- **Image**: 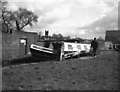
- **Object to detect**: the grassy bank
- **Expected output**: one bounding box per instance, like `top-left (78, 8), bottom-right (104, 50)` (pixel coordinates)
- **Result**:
top-left (2, 51), bottom-right (118, 90)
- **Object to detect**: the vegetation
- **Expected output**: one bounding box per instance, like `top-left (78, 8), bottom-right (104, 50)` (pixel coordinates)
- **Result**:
top-left (51, 33), bottom-right (64, 40)
top-left (0, 0), bottom-right (38, 33)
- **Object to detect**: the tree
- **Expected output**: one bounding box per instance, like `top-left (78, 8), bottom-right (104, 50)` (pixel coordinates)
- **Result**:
top-left (64, 36), bottom-right (71, 40)
top-left (57, 34), bottom-right (64, 39)
top-left (14, 8), bottom-right (38, 31)
top-left (52, 34), bottom-right (58, 40)
top-left (0, 0), bottom-right (8, 16)
top-left (0, 0), bottom-right (11, 33)
top-left (37, 31), bottom-right (43, 41)
top-left (51, 33), bottom-right (64, 40)
top-left (1, 0), bottom-right (38, 33)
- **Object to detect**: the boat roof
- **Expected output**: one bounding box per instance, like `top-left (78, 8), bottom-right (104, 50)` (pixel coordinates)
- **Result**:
top-left (37, 39), bottom-right (84, 43)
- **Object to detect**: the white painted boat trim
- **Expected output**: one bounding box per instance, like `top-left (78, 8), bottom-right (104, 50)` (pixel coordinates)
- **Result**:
top-left (30, 47), bottom-right (53, 54)
top-left (31, 44), bottom-right (53, 51)
top-left (30, 44), bottom-right (53, 54)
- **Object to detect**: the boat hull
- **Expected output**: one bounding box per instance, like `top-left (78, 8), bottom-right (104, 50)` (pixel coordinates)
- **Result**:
top-left (30, 48), bottom-right (59, 60)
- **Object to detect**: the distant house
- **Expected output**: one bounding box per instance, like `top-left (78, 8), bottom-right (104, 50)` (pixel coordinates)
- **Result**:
top-left (105, 30), bottom-right (120, 44)
top-left (105, 30), bottom-right (120, 50)
top-left (104, 41), bottom-right (113, 50)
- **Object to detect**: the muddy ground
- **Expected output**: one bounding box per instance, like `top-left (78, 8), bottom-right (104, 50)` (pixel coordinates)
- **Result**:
top-left (2, 51), bottom-right (118, 90)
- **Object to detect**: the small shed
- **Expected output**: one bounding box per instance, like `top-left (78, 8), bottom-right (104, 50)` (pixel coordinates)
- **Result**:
top-left (104, 41), bottom-right (113, 50)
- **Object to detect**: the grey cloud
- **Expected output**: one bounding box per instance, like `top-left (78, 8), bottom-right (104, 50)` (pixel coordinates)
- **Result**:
top-left (72, 6), bottom-right (118, 39)
top-left (80, 6), bottom-right (118, 35)
top-left (42, 18), bottom-right (58, 24)
top-left (26, 17), bottom-right (59, 31)
top-left (105, 2), bottom-right (117, 7)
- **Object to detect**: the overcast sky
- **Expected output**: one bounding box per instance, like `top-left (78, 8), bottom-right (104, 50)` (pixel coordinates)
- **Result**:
top-left (7, 0), bottom-right (119, 39)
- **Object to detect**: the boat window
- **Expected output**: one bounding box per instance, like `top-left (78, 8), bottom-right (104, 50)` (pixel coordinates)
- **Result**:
top-left (77, 45), bottom-right (81, 50)
top-left (84, 45), bottom-right (88, 50)
top-left (68, 45), bottom-right (73, 50)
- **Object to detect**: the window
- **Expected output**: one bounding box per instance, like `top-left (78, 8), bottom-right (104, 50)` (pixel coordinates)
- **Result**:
top-left (77, 45), bottom-right (81, 50)
top-left (68, 45), bottom-right (73, 50)
top-left (84, 45), bottom-right (88, 50)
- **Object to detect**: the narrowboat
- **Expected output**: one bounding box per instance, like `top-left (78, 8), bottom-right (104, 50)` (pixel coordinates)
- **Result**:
top-left (30, 41), bottom-right (91, 61)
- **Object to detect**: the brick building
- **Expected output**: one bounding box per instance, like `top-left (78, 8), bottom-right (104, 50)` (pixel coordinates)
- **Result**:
top-left (105, 30), bottom-right (120, 44)
top-left (2, 31), bottom-right (37, 60)
top-left (105, 30), bottom-right (120, 50)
